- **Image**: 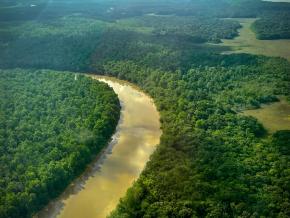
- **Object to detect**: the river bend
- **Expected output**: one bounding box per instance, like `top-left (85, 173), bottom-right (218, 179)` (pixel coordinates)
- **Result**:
top-left (37, 75), bottom-right (161, 218)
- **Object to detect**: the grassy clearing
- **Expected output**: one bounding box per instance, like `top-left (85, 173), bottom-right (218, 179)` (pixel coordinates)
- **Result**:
top-left (242, 98), bottom-right (290, 133)
top-left (221, 18), bottom-right (290, 61)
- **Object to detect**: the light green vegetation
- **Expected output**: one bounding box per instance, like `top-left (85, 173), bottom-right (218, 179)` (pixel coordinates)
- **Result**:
top-left (114, 18), bottom-right (154, 34)
top-left (221, 18), bottom-right (290, 61)
top-left (242, 98), bottom-right (290, 133)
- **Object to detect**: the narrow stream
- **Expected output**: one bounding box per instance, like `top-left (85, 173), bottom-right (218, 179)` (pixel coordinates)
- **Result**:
top-left (37, 75), bottom-right (161, 218)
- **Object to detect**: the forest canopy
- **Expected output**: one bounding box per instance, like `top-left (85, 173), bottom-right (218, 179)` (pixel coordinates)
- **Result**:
top-left (252, 13), bottom-right (290, 40)
top-left (0, 0), bottom-right (290, 217)
top-left (0, 69), bottom-right (120, 218)
top-left (105, 56), bottom-right (290, 218)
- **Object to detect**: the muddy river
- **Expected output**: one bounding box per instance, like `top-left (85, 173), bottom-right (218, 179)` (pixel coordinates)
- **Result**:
top-left (37, 75), bottom-right (161, 218)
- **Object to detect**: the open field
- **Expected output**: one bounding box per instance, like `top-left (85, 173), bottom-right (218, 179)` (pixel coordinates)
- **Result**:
top-left (242, 98), bottom-right (290, 133)
top-left (221, 18), bottom-right (290, 61)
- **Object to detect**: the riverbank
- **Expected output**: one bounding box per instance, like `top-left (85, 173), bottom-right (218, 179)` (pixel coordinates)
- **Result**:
top-left (36, 75), bottom-right (161, 218)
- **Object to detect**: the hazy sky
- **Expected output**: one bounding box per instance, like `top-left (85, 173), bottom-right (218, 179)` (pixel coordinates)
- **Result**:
top-left (263, 0), bottom-right (290, 2)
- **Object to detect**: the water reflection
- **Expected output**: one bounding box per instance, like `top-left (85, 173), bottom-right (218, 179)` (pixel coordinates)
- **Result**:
top-left (37, 75), bottom-right (161, 218)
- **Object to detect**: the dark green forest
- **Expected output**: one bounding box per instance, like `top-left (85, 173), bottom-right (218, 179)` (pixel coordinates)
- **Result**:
top-left (252, 12), bottom-right (290, 40)
top-left (0, 70), bottom-right (120, 217)
top-left (0, 0), bottom-right (290, 217)
top-left (106, 57), bottom-right (290, 218)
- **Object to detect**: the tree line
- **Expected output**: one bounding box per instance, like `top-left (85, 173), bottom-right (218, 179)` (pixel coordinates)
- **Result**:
top-left (0, 69), bottom-right (120, 218)
top-left (1, 0), bottom-right (290, 217)
top-left (103, 57), bottom-right (290, 218)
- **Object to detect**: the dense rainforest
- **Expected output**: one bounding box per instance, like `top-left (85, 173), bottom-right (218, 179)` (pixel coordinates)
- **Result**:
top-left (0, 70), bottom-right (120, 217)
top-left (251, 12), bottom-right (290, 40)
top-left (106, 57), bottom-right (290, 218)
top-left (0, 0), bottom-right (290, 217)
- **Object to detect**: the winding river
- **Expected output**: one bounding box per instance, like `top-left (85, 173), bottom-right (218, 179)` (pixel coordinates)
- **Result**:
top-left (37, 75), bottom-right (161, 218)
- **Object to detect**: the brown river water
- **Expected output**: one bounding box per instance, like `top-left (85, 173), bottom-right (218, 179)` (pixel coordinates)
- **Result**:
top-left (36, 75), bottom-right (161, 218)
top-left (36, 7), bottom-right (290, 218)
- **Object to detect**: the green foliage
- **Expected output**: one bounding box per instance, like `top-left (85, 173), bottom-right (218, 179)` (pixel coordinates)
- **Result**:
top-left (103, 57), bottom-right (290, 217)
top-left (252, 13), bottom-right (290, 40)
top-left (0, 17), bottom-right (108, 71)
top-left (117, 16), bottom-right (241, 43)
top-left (0, 69), bottom-right (120, 218)
top-left (272, 130), bottom-right (290, 155)
top-left (1, 0), bottom-right (290, 217)
top-left (0, 14), bottom-right (241, 72)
